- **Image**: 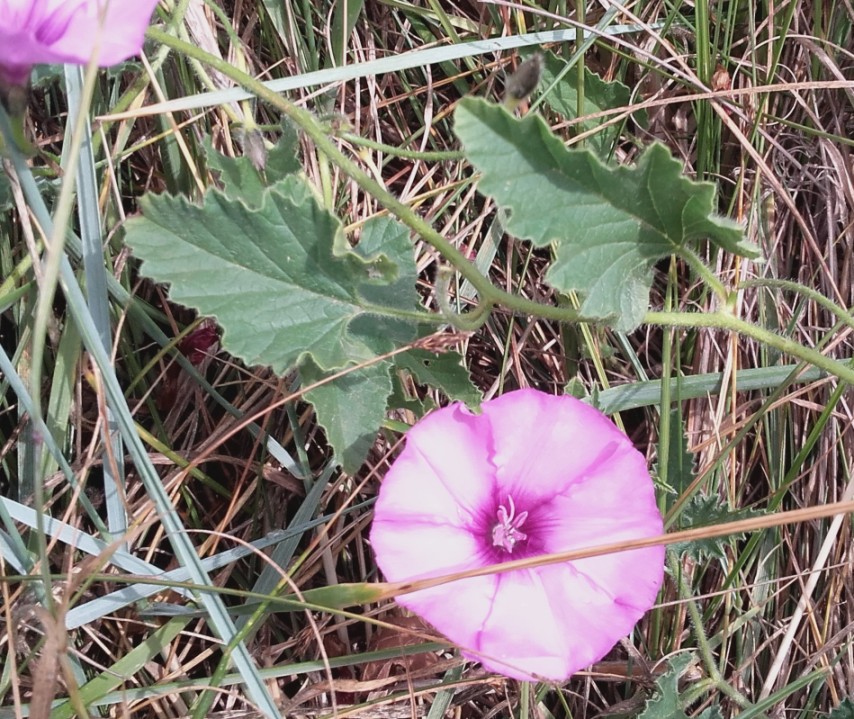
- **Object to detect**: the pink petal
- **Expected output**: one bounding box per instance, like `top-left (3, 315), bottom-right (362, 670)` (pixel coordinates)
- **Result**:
top-left (370, 517), bottom-right (484, 584)
top-left (372, 403), bottom-right (496, 529)
top-left (370, 403), bottom-right (499, 588)
top-left (534, 437), bottom-right (663, 554)
top-left (568, 544), bottom-right (665, 616)
top-left (0, 0), bottom-right (158, 80)
top-left (402, 562), bottom-right (657, 681)
top-left (392, 573), bottom-right (502, 659)
top-left (467, 558), bottom-right (660, 680)
top-left (483, 389), bottom-right (635, 504)
top-left (0, 32), bottom-right (56, 82)
top-left (470, 568), bottom-right (580, 680)
top-left (54, 0), bottom-right (160, 66)
top-left (392, 550), bottom-right (663, 682)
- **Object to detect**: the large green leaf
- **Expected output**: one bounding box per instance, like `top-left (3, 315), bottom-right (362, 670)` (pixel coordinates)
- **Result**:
top-left (124, 176), bottom-right (417, 373)
top-left (352, 215), bottom-right (421, 310)
top-left (394, 349), bottom-right (481, 407)
top-left (454, 98), bottom-right (759, 331)
top-left (293, 215), bottom-right (427, 472)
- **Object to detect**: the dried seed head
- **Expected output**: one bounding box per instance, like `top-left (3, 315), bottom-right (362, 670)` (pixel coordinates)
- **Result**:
top-left (504, 53), bottom-right (543, 110)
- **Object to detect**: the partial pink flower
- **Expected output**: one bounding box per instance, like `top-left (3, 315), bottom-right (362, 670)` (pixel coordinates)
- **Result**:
top-left (0, 0), bottom-right (159, 86)
top-left (370, 388), bottom-right (665, 681)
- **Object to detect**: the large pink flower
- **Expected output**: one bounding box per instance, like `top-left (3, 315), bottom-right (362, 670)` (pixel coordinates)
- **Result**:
top-left (0, 0), bottom-right (160, 86)
top-left (370, 388), bottom-right (665, 681)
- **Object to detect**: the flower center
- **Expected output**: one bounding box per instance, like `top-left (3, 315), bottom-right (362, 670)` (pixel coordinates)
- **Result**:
top-left (491, 495), bottom-right (528, 553)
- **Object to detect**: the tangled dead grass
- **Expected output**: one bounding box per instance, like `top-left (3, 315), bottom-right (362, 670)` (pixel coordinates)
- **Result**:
top-left (2, 0), bottom-right (854, 717)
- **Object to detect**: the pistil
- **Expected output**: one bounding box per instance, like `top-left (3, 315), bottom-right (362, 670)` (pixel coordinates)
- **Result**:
top-left (491, 495), bottom-right (529, 553)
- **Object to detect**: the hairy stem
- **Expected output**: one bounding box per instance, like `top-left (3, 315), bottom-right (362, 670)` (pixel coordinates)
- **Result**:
top-left (671, 553), bottom-right (756, 711)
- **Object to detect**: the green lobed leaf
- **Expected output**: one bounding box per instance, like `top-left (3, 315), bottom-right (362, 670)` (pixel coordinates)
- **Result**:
top-left (671, 495), bottom-right (766, 563)
top-left (124, 176), bottom-right (417, 373)
top-left (537, 49), bottom-right (647, 156)
top-left (301, 359), bottom-right (393, 474)
top-left (394, 349), bottom-right (482, 407)
top-left (454, 97), bottom-right (759, 331)
top-left (828, 698), bottom-right (854, 719)
top-left (637, 654), bottom-right (722, 719)
top-left (638, 654), bottom-right (691, 719)
top-left (203, 121), bottom-right (301, 206)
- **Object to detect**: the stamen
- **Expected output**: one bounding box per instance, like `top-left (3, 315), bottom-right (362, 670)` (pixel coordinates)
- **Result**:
top-left (492, 495), bottom-right (529, 552)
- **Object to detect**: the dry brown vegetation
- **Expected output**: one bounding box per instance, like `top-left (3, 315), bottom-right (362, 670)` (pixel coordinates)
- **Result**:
top-left (2, 0), bottom-right (854, 717)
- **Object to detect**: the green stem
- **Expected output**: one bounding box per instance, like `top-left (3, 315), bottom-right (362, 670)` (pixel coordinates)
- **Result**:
top-left (519, 681), bottom-right (530, 719)
top-left (647, 309), bottom-right (854, 385)
top-left (657, 260), bottom-right (675, 490)
top-left (679, 245), bottom-right (730, 302)
top-left (339, 131), bottom-right (463, 161)
top-left (671, 553), bottom-right (755, 711)
top-left (739, 277), bottom-right (854, 332)
top-left (436, 266), bottom-right (494, 331)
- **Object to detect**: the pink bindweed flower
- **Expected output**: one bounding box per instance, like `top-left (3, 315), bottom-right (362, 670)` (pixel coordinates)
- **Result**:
top-left (370, 388), bottom-right (665, 681)
top-left (0, 0), bottom-right (160, 87)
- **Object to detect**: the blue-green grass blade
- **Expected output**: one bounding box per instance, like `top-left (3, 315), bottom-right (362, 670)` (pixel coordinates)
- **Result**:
top-left (242, 462), bottom-right (336, 608)
top-left (592, 363), bottom-right (825, 415)
top-left (65, 500), bottom-right (371, 629)
top-left (64, 66), bottom-right (128, 542)
top-left (0, 642), bottom-right (446, 718)
top-left (140, 25), bottom-right (662, 115)
top-left (39, 309), bottom-right (80, 495)
top-left (0, 115), bottom-right (280, 719)
top-left (0, 347), bottom-right (105, 532)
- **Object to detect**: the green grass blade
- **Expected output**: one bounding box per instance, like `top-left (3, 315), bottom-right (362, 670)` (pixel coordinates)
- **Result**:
top-left (63, 66), bottom-right (128, 542)
top-left (0, 116), bottom-right (281, 719)
top-left (41, 617), bottom-right (189, 719)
